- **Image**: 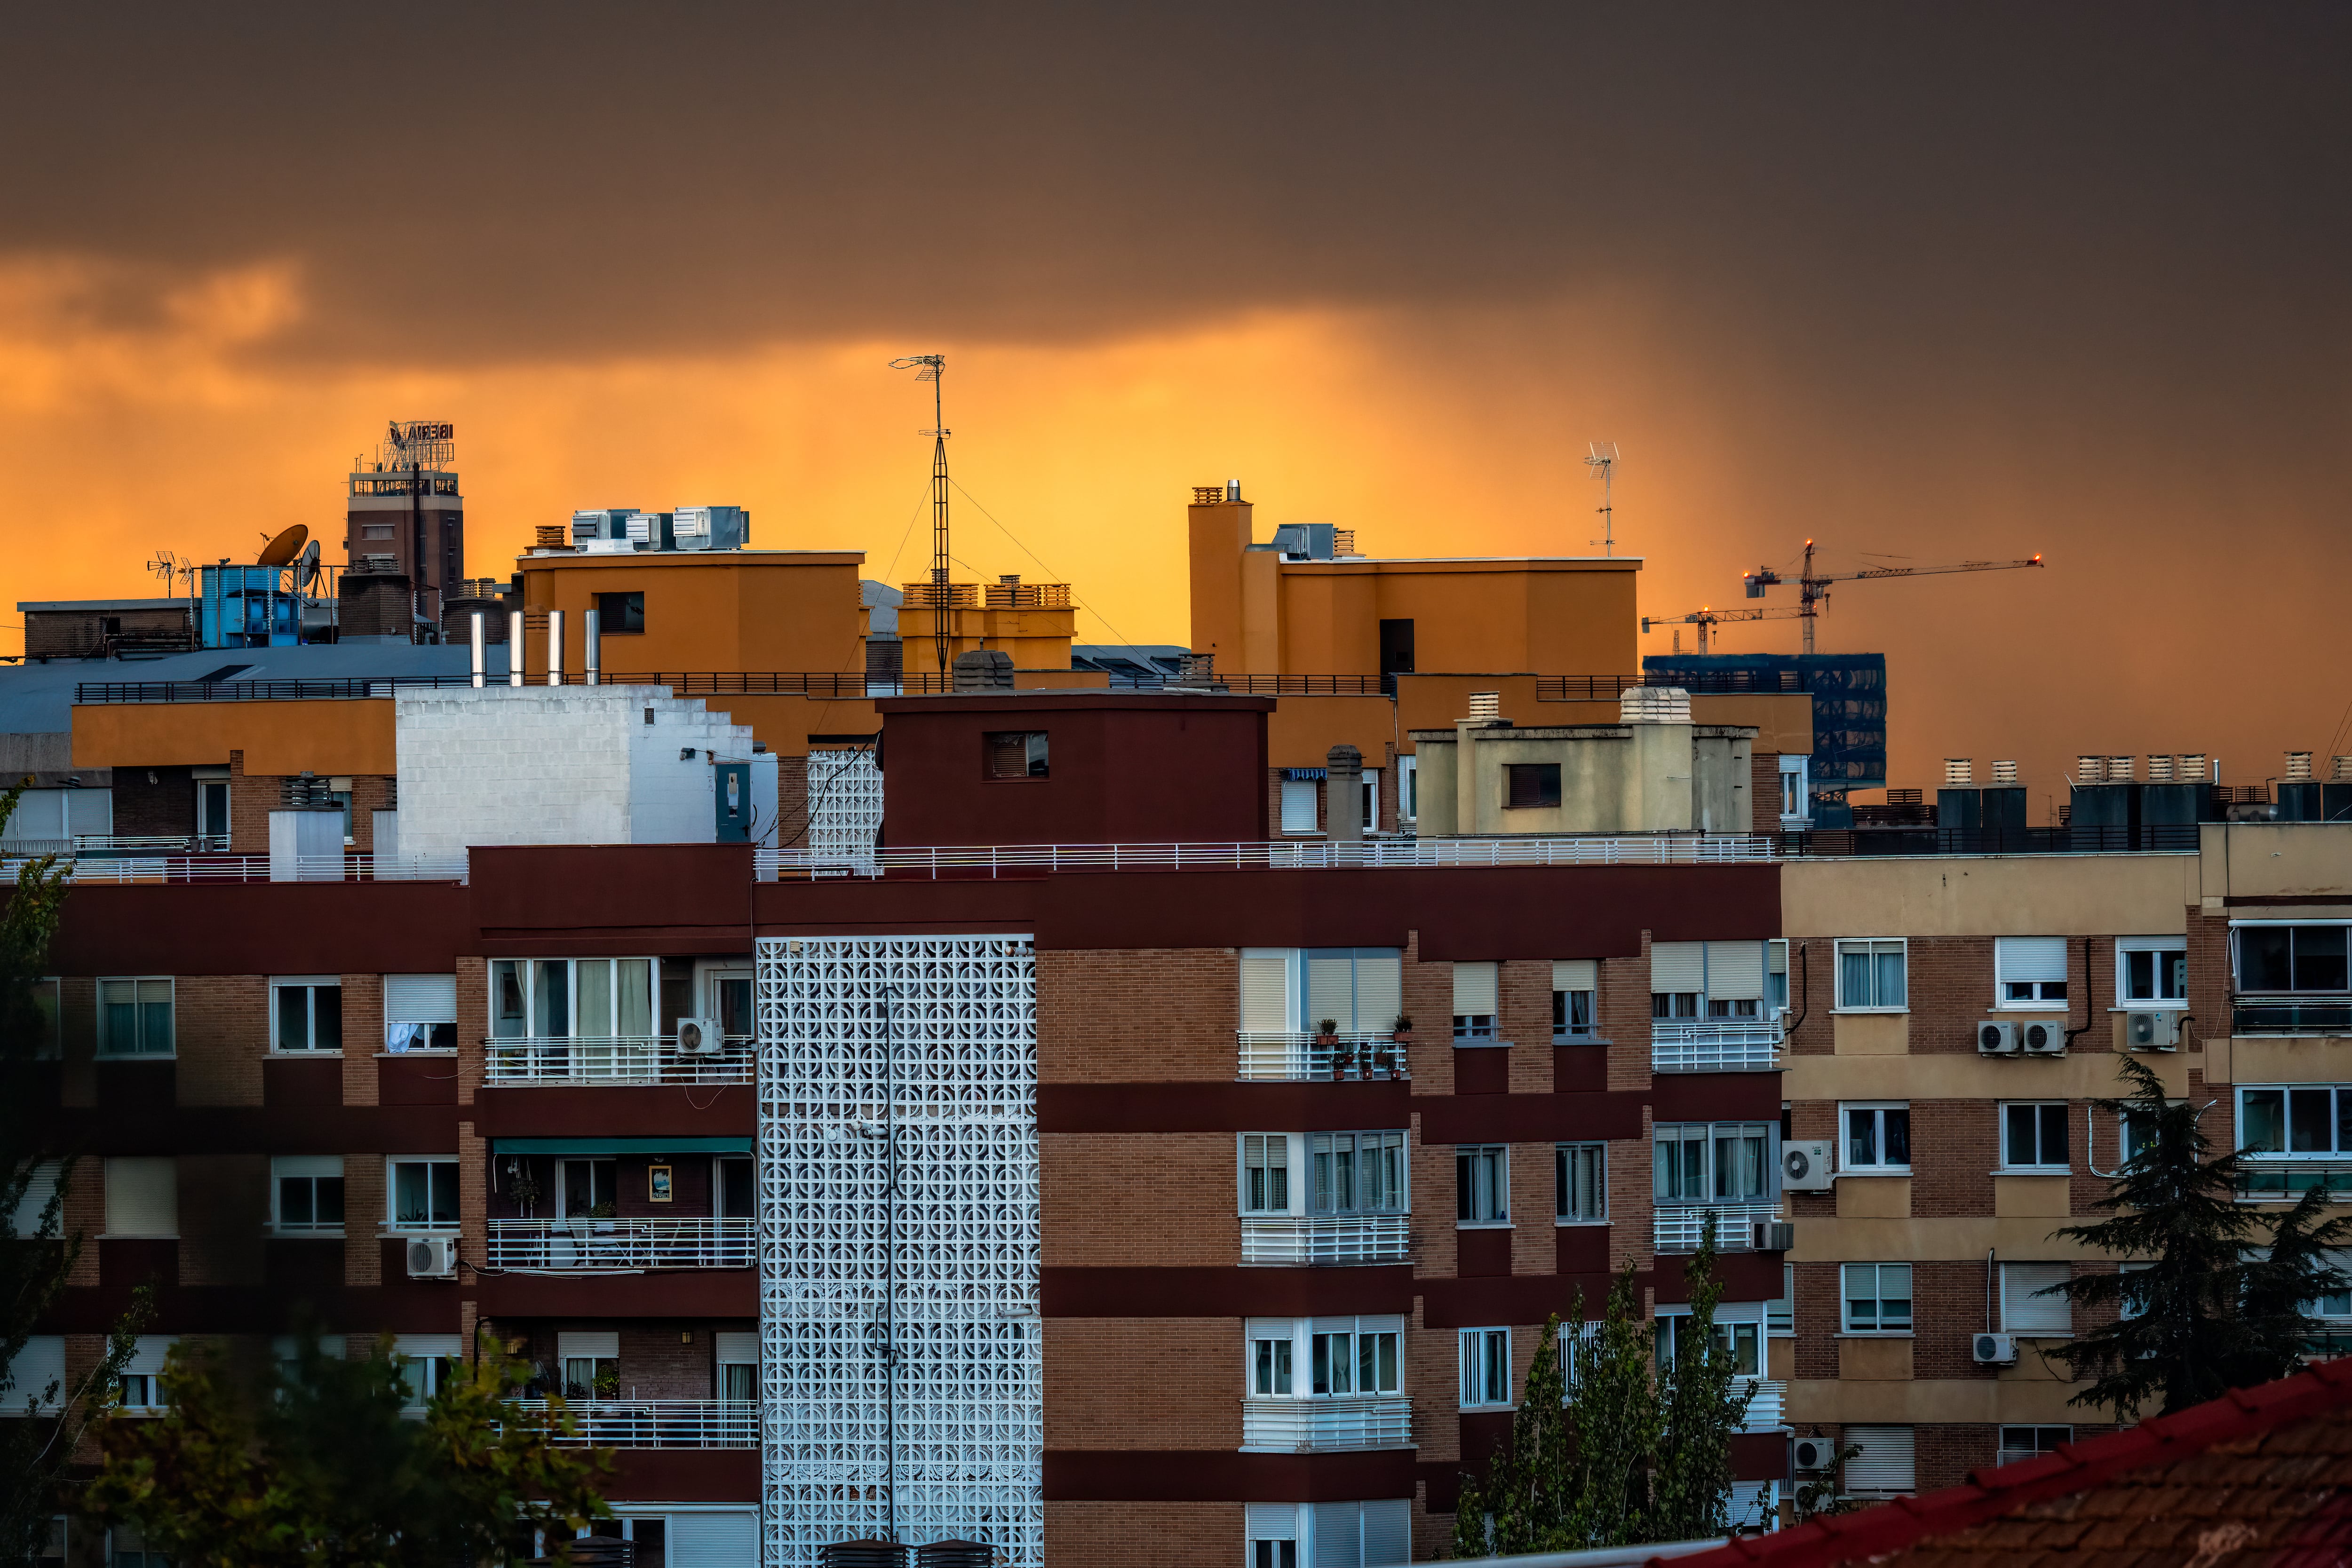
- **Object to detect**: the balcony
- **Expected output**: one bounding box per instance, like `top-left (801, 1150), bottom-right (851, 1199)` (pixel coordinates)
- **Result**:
top-left (483, 1036), bottom-right (755, 1086)
top-left (1240, 1396), bottom-right (1414, 1452)
top-left (1651, 1021), bottom-right (1784, 1073)
top-left (509, 1399), bottom-right (754, 1448)
top-left (1240, 1214), bottom-right (1410, 1266)
top-left (1654, 1204), bottom-right (1781, 1254)
top-left (2231, 999), bottom-right (2352, 1036)
top-left (1236, 1032), bottom-right (1411, 1082)
top-left (485, 1218), bottom-right (754, 1271)
top-left (2238, 1160), bottom-right (2352, 1201)
top-left (1740, 1378), bottom-right (1786, 1432)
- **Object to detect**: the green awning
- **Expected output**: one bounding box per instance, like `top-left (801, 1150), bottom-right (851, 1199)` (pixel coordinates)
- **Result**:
top-left (490, 1137), bottom-right (751, 1156)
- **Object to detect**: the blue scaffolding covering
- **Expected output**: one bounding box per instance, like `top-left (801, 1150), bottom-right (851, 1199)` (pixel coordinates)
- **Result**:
top-left (1639, 652), bottom-right (1887, 827)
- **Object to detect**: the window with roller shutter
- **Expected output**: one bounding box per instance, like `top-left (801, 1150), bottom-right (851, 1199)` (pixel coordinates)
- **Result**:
top-left (1305, 949), bottom-right (1403, 1034)
top-left (1552, 958), bottom-right (1597, 1037)
top-left (2002, 1262), bottom-right (2074, 1335)
top-left (1843, 1424), bottom-right (1916, 1495)
top-left (1651, 942), bottom-right (1702, 1019)
top-left (385, 973), bottom-right (458, 1051)
top-left (1997, 936), bottom-right (2071, 1008)
top-left (1240, 950), bottom-right (1297, 1033)
top-left (1452, 961), bottom-right (1498, 1040)
top-left (105, 1157), bottom-right (176, 1237)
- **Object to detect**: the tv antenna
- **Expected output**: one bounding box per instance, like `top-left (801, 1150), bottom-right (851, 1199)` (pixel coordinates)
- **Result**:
top-left (889, 353), bottom-right (951, 676)
top-left (1584, 442), bottom-right (1620, 556)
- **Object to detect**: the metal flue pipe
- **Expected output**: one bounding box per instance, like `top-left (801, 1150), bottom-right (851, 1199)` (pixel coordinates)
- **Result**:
top-left (469, 612), bottom-right (486, 688)
top-left (584, 608), bottom-right (601, 686)
top-left (508, 611), bottom-right (524, 686)
top-left (547, 610), bottom-right (564, 687)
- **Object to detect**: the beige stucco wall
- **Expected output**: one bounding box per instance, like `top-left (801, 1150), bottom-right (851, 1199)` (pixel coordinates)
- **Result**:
top-left (1412, 722), bottom-right (1750, 835)
top-left (2197, 822), bottom-right (2352, 902)
top-left (1783, 854), bottom-right (2196, 939)
top-left (1784, 1049), bottom-right (2191, 1103)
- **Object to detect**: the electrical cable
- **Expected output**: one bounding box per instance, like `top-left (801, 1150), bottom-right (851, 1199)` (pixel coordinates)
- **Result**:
top-left (948, 478), bottom-right (1142, 649)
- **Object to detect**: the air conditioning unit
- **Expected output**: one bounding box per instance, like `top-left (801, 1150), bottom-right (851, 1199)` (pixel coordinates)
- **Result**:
top-left (1972, 1331), bottom-right (2018, 1365)
top-left (1752, 1220), bottom-right (1796, 1251)
top-left (1977, 1021), bottom-right (2019, 1055)
top-left (1781, 1140), bottom-right (1834, 1192)
top-left (2020, 1020), bottom-right (2066, 1054)
top-left (405, 1236), bottom-right (458, 1279)
top-left (675, 1016), bottom-right (726, 1055)
top-left (2127, 1011), bottom-right (2181, 1051)
top-left (1792, 1436), bottom-right (1837, 1472)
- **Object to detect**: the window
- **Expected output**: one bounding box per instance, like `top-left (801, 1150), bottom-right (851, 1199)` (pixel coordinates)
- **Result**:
top-left (1835, 940), bottom-right (1907, 1011)
top-left (196, 777), bottom-right (230, 846)
top-left (1315, 1323), bottom-right (1399, 1396)
top-left (595, 590), bottom-right (645, 634)
top-left (1457, 1145), bottom-right (1508, 1224)
top-left (388, 1158), bottom-right (458, 1230)
top-left (8, 1162), bottom-right (61, 1240)
top-left (1279, 779), bottom-right (1319, 834)
top-left (1459, 1328), bottom-right (1511, 1408)
top-left (1398, 755), bottom-right (1417, 823)
top-left (1999, 1425), bottom-right (2072, 1463)
top-left (1311, 1132), bottom-right (1407, 1215)
top-left (716, 1331), bottom-right (758, 1402)
top-left (1242, 1134), bottom-right (1291, 1213)
top-left (1843, 1425), bottom-right (1916, 1497)
top-left (1655, 1310), bottom-right (1760, 1376)
top-left (1842, 1262), bottom-right (1914, 1332)
top-left (717, 1156), bottom-right (754, 1219)
top-left (1768, 1263), bottom-right (1796, 1336)
top-left (116, 1338), bottom-right (175, 1414)
top-left (1841, 1103), bottom-right (1912, 1173)
top-left (1298, 948), bottom-right (1403, 1034)
top-left (271, 977), bottom-right (342, 1052)
top-left (2117, 937), bottom-right (2187, 1006)
top-left (97, 978), bottom-right (173, 1056)
top-left (560, 1158), bottom-right (617, 1219)
top-left (111, 1523), bottom-right (171, 1568)
top-left (1778, 754), bottom-right (1810, 824)
top-left (104, 1158), bottom-right (176, 1238)
top-left (489, 959), bottom-right (653, 1041)
top-left (271, 1156), bottom-right (345, 1234)
top-left (1251, 1329), bottom-right (1294, 1395)
top-left (2001, 1262), bottom-right (2073, 1336)
top-left (1652, 941), bottom-right (1768, 1022)
top-left (984, 731), bottom-right (1049, 779)
top-left (1360, 768), bottom-right (1380, 833)
top-left (386, 973), bottom-right (458, 1052)
top-left (2238, 1085), bottom-right (2352, 1155)
top-left (1767, 940), bottom-right (1789, 1015)
top-left (1504, 763), bottom-right (1560, 810)
top-left (1553, 960), bottom-right (1597, 1039)
top-left (1452, 961), bottom-right (1497, 1040)
top-left (1556, 1142), bottom-right (1606, 1223)
top-left (2001, 1102), bottom-right (2071, 1171)
top-left (1653, 1123), bottom-right (1773, 1205)
top-left (2236, 923), bottom-right (2352, 993)
top-left (396, 1334), bottom-right (461, 1406)
top-left (710, 970), bottom-right (754, 1037)
top-left (1996, 937), bottom-right (2070, 1008)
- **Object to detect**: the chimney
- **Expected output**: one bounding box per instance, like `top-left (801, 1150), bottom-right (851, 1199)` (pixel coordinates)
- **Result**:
top-left (2286, 751), bottom-right (2314, 781)
top-left (1226, 478), bottom-right (1242, 502)
top-left (1325, 744), bottom-right (1363, 846)
top-left (546, 610), bottom-right (564, 687)
top-left (951, 649), bottom-right (1014, 692)
top-left (1176, 651), bottom-right (1215, 687)
top-left (2146, 754), bottom-right (2174, 783)
top-left (1620, 686), bottom-right (1692, 725)
top-left (1467, 691), bottom-right (1502, 724)
top-left (584, 608), bottom-right (601, 687)
top-left (1991, 760), bottom-right (2018, 784)
top-left (508, 610), bottom-right (524, 686)
top-left (469, 612), bottom-right (486, 689)
top-left (1943, 758), bottom-right (1973, 786)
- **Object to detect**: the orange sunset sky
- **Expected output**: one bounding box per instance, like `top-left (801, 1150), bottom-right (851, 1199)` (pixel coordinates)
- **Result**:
top-left (3, 5), bottom-right (2348, 799)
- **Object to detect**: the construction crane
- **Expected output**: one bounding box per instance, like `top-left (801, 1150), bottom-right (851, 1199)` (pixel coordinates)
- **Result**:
top-left (1644, 540), bottom-right (2044, 654)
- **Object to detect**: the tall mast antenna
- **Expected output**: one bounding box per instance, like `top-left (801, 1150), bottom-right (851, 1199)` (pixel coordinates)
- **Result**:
top-left (890, 353), bottom-right (951, 676)
top-left (1584, 442), bottom-right (1620, 557)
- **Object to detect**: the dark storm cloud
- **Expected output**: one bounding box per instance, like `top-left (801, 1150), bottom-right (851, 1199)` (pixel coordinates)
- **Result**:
top-left (8, 1), bottom-right (2348, 380)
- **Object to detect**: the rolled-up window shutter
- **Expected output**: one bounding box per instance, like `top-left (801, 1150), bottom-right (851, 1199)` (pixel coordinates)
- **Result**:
top-left (392, 1332), bottom-right (462, 1359)
top-left (1552, 959), bottom-right (1597, 992)
top-left (1706, 942), bottom-right (1766, 1001)
top-left (556, 1330), bottom-right (618, 1361)
top-left (1354, 953), bottom-right (1402, 1032)
top-left (105, 1157), bottom-right (176, 1237)
top-left (1651, 942), bottom-right (1704, 994)
top-left (1311, 1501), bottom-right (1362, 1568)
top-left (4, 1336), bottom-right (64, 1410)
top-left (1246, 1503), bottom-right (1299, 1542)
top-left (1769, 940), bottom-right (1788, 976)
top-left (1452, 962), bottom-right (1497, 1016)
top-left (1360, 1499), bottom-right (1410, 1566)
top-left (1240, 950), bottom-right (1295, 1032)
top-left (385, 974), bottom-right (457, 1023)
top-left (1844, 1425), bottom-right (1916, 1492)
top-left (1998, 938), bottom-right (2068, 985)
top-left (2002, 1263), bottom-right (2073, 1334)
top-left (8, 1161), bottom-right (61, 1237)
top-left (714, 1331), bottom-right (758, 1364)
top-left (1308, 956), bottom-right (1356, 1030)
top-left (122, 1336), bottom-right (178, 1378)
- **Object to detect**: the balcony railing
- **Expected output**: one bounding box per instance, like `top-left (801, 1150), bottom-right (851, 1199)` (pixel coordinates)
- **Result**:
top-left (1651, 1021), bottom-right (1785, 1073)
top-left (1654, 1204), bottom-right (1781, 1254)
top-left (2231, 1000), bottom-right (2352, 1036)
top-left (0, 853), bottom-right (468, 884)
top-left (1240, 1214), bottom-right (1411, 1266)
top-left (1740, 1378), bottom-right (1785, 1432)
top-left (509, 1399), bottom-right (755, 1448)
top-left (485, 1218), bottom-right (754, 1270)
top-left (2239, 1160), bottom-right (2352, 1201)
top-left (483, 1036), bottom-right (755, 1086)
top-left (1240, 1396), bottom-right (1414, 1452)
top-left (1236, 1032), bottom-right (1412, 1082)
top-left (761, 834), bottom-right (1775, 881)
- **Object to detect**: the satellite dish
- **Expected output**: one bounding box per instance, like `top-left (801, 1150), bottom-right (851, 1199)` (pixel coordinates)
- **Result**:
top-left (257, 524), bottom-right (309, 567)
top-left (295, 539), bottom-right (322, 590)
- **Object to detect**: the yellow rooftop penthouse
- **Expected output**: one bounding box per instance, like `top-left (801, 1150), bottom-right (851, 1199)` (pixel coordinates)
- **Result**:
top-left (1186, 481), bottom-right (1638, 678)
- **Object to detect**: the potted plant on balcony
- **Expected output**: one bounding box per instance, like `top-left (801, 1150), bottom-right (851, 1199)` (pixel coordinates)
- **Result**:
top-left (1382, 1014), bottom-right (1413, 1079)
top-left (1317, 1018), bottom-right (1351, 1078)
top-left (509, 1164), bottom-right (540, 1220)
top-left (588, 1200), bottom-right (617, 1235)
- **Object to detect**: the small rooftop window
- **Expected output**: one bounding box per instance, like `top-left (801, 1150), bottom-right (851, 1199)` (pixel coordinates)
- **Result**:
top-left (1505, 763), bottom-right (1560, 810)
top-left (987, 731), bottom-right (1049, 780)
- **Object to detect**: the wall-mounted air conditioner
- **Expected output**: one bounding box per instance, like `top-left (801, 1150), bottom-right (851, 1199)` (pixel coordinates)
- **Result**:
top-left (2127, 1011), bottom-right (2181, 1051)
top-left (675, 1016), bottom-right (726, 1055)
top-left (1972, 1332), bottom-right (2018, 1365)
top-left (406, 1236), bottom-right (458, 1279)
top-left (1781, 1140), bottom-right (1833, 1192)
top-left (1978, 1021), bottom-right (2019, 1055)
top-left (1752, 1220), bottom-right (1796, 1251)
top-left (2019, 1020), bottom-right (2066, 1054)
top-left (1792, 1436), bottom-right (1837, 1471)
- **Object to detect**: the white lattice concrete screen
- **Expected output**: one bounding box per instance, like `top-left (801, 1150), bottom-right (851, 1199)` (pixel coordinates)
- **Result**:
top-left (757, 936), bottom-right (1041, 1567)
top-left (804, 747), bottom-right (882, 868)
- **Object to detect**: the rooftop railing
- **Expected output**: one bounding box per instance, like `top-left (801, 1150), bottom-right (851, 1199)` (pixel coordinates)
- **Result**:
top-left (0, 853), bottom-right (467, 884)
top-left (761, 835), bottom-right (1775, 882)
top-left (482, 1036), bottom-right (755, 1086)
top-left (1240, 1396), bottom-right (1414, 1453)
top-left (485, 1217), bottom-right (754, 1271)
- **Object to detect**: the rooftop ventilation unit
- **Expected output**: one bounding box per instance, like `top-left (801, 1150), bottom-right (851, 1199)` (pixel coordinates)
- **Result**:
top-left (2077, 756), bottom-right (2102, 784)
top-left (1992, 759), bottom-right (2018, 784)
top-left (2179, 753), bottom-right (2208, 780)
top-left (1467, 691), bottom-right (1502, 723)
top-left (1944, 758), bottom-right (1973, 785)
top-left (2287, 751), bottom-right (2314, 781)
top-left (1621, 686), bottom-right (1692, 725)
top-left (2106, 755), bottom-right (2135, 782)
top-left (2146, 754), bottom-right (2174, 782)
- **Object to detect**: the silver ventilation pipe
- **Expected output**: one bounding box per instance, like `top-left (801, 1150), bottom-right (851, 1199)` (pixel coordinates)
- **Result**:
top-left (469, 612), bottom-right (486, 688)
top-left (584, 608), bottom-right (601, 687)
top-left (547, 610), bottom-right (564, 687)
top-left (508, 611), bottom-right (524, 686)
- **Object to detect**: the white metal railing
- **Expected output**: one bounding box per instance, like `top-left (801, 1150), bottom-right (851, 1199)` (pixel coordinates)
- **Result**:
top-left (482, 1037), bottom-right (755, 1086)
top-left (508, 1399), bottom-right (755, 1447)
top-left (2238, 1158), bottom-right (2352, 1201)
top-left (1236, 1031), bottom-right (1412, 1081)
top-left (1741, 1379), bottom-right (1785, 1431)
top-left (1240, 1214), bottom-right (1411, 1266)
top-left (758, 834), bottom-right (1773, 881)
top-left (1240, 1396), bottom-right (1414, 1452)
top-left (485, 1218), bottom-right (754, 1270)
top-left (1650, 1021), bottom-right (1785, 1073)
top-left (1653, 1204), bottom-right (1781, 1254)
top-left (0, 853), bottom-right (467, 884)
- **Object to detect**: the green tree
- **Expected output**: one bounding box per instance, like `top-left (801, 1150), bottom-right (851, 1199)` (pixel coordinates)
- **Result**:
top-left (86, 1327), bottom-right (612, 1567)
top-left (2050, 1054), bottom-right (2352, 1418)
top-left (1453, 1231), bottom-right (1757, 1556)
